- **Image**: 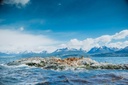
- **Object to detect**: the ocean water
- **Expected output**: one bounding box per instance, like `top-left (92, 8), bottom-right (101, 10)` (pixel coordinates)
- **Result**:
top-left (0, 56), bottom-right (128, 85)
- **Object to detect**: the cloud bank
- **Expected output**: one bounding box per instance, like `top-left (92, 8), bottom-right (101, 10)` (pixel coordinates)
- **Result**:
top-left (2, 0), bottom-right (30, 7)
top-left (0, 29), bottom-right (58, 53)
top-left (0, 29), bottom-right (128, 53)
top-left (60, 30), bottom-right (128, 51)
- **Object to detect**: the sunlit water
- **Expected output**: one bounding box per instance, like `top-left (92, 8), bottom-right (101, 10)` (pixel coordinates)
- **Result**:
top-left (0, 56), bottom-right (128, 85)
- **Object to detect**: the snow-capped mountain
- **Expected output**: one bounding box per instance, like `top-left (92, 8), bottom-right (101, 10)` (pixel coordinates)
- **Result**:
top-left (51, 48), bottom-right (87, 58)
top-left (88, 46), bottom-right (119, 54)
top-left (89, 46), bottom-right (128, 57)
top-left (116, 46), bottom-right (128, 53)
top-left (0, 51), bottom-right (48, 58)
top-left (54, 48), bottom-right (79, 52)
top-left (0, 46), bottom-right (128, 57)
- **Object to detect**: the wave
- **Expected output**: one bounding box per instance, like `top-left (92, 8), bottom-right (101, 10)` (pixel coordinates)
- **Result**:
top-left (0, 63), bottom-right (28, 69)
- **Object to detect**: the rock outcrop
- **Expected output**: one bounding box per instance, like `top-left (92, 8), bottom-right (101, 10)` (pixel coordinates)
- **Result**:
top-left (7, 57), bottom-right (128, 70)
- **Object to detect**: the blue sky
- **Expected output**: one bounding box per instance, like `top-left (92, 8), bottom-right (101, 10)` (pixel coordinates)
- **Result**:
top-left (0, 0), bottom-right (128, 53)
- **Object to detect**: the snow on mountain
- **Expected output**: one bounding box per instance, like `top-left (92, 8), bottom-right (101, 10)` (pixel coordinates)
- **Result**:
top-left (0, 46), bottom-right (128, 57)
top-left (54, 48), bottom-right (79, 52)
top-left (116, 46), bottom-right (128, 53)
top-left (51, 48), bottom-right (87, 58)
top-left (88, 46), bottom-right (119, 54)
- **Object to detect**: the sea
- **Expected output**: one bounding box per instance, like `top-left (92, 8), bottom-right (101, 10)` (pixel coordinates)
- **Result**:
top-left (0, 56), bottom-right (128, 85)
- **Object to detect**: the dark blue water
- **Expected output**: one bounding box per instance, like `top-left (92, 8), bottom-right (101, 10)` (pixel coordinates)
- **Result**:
top-left (0, 56), bottom-right (128, 85)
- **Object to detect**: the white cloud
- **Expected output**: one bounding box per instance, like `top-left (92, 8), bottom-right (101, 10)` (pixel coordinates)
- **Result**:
top-left (3, 0), bottom-right (30, 7)
top-left (112, 30), bottom-right (128, 40)
top-left (95, 35), bottom-right (112, 43)
top-left (107, 41), bottom-right (128, 48)
top-left (0, 29), bottom-right (128, 53)
top-left (19, 27), bottom-right (24, 31)
top-left (107, 42), bottom-right (122, 48)
top-left (0, 29), bottom-right (58, 53)
top-left (60, 29), bottom-right (128, 51)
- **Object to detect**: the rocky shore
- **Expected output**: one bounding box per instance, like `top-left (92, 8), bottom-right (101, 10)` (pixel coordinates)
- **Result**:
top-left (7, 57), bottom-right (128, 70)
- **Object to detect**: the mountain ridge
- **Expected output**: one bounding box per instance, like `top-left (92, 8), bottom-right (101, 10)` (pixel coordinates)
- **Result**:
top-left (0, 46), bottom-right (128, 57)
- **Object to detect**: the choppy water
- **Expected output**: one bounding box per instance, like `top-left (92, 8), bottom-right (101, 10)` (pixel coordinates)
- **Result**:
top-left (0, 56), bottom-right (128, 85)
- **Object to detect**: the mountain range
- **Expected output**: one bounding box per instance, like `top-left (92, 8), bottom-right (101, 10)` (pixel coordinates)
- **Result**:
top-left (0, 46), bottom-right (128, 57)
top-left (90, 46), bottom-right (128, 57)
top-left (50, 48), bottom-right (87, 58)
top-left (87, 46), bottom-right (119, 54)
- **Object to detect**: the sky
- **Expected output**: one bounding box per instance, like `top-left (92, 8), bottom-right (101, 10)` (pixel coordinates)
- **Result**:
top-left (0, 0), bottom-right (128, 53)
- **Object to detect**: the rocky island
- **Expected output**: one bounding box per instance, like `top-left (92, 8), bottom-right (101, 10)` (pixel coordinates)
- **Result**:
top-left (7, 57), bottom-right (128, 70)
